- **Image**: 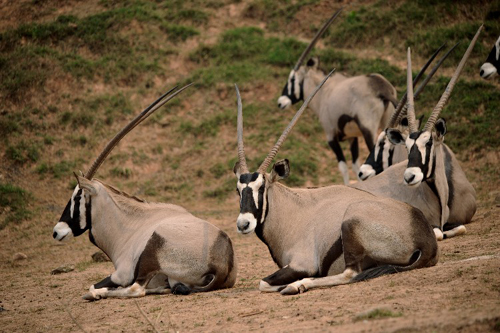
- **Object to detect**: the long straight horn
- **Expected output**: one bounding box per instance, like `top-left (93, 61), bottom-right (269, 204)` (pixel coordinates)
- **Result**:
top-left (85, 84), bottom-right (192, 180)
top-left (406, 47), bottom-right (418, 134)
top-left (235, 84), bottom-right (249, 174)
top-left (293, 8), bottom-right (343, 71)
top-left (388, 43), bottom-right (446, 128)
top-left (423, 25), bottom-right (483, 132)
top-left (258, 69), bottom-right (335, 173)
top-left (395, 42), bottom-right (460, 126)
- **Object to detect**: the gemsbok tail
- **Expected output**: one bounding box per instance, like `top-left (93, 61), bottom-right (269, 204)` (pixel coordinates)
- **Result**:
top-left (350, 248), bottom-right (436, 283)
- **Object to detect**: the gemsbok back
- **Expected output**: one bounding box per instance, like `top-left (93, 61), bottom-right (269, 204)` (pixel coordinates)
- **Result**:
top-left (387, 26), bottom-right (482, 237)
top-left (277, 8), bottom-right (398, 184)
top-left (234, 71), bottom-right (438, 296)
top-left (355, 43), bottom-right (476, 240)
top-left (480, 34), bottom-right (499, 79)
top-left (52, 85), bottom-right (237, 300)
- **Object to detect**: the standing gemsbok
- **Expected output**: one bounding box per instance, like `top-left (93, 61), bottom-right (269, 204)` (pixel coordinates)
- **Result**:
top-left (234, 70), bottom-right (438, 295)
top-left (387, 26), bottom-right (482, 233)
top-left (277, 8), bottom-right (398, 184)
top-left (52, 85), bottom-right (236, 300)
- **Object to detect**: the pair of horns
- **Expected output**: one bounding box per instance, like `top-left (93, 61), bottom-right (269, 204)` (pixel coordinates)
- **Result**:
top-left (406, 25), bottom-right (483, 134)
top-left (388, 42), bottom-right (459, 129)
top-left (293, 8), bottom-right (343, 71)
top-left (84, 84), bottom-right (193, 180)
top-left (237, 69), bottom-right (335, 174)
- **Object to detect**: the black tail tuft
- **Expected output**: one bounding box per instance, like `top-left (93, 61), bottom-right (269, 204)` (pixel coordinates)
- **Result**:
top-left (172, 283), bottom-right (191, 295)
top-left (350, 265), bottom-right (401, 283)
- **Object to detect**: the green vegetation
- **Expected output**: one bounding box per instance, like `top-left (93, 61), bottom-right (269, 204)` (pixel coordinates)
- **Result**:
top-left (354, 308), bottom-right (403, 322)
top-left (0, 183), bottom-right (33, 230)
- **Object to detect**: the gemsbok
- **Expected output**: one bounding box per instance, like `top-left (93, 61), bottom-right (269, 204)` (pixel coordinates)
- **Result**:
top-left (387, 26), bottom-right (482, 235)
top-left (234, 71), bottom-right (438, 296)
top-left (52, 85), bottom-right (237, 300)
top-left (480, 34), bottom-right (499, 79)
top-left (277, 8), bottom-right (398, 185)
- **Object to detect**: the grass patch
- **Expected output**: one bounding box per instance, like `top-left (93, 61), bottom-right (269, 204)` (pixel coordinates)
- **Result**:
top-left (162, 24), bottom-right (199, 42)
top-left (0, 183), bottom-right (33, 230)
top-left (6, 141), bottom-right (42, 164)
top-left (36, 160), bottom-right (77, 179)
top-left (244, 0), bottom-right (321, 32)
top-left (354, 308), bottom-right (403, 322)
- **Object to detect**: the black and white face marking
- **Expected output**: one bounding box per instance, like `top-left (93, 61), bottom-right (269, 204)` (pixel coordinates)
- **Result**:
top-left (358, 131), bottom-right (395, 180)
top-left (403, 131), bottom-right (435, 186)
top-left (480, 36), bottom-right (500, 80)
top-left (236, 172), bottom-right (267, 234)
top-left (277, 70), bottom-right (304, 109)
top-left (53, 186), bottom-right (91, 241)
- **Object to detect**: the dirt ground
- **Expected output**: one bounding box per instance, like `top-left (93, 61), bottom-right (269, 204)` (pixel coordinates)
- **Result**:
top-left (1, 194), bottom-right (499, 332)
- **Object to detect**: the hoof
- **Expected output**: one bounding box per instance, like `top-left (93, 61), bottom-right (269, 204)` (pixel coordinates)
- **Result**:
top-left (280, 284), bottom-right (299, 295)
top-left (433, 228), bottom-right (444, 241)
top-left (172, 283), bottom-right (191, 295)
top-left (82, 293), bottom-right (98, 301)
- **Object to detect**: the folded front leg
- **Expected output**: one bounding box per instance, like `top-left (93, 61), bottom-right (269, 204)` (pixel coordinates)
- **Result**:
top-left (259, 265), bottom-right (311, 292)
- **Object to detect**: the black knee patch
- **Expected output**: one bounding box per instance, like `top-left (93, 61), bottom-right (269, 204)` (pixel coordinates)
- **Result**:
top-left (172, 283), bottom-right (191, 295)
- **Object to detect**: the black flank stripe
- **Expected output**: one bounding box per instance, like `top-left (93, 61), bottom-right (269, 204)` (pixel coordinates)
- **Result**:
top-left (134, 232), bottom-right (165, 285)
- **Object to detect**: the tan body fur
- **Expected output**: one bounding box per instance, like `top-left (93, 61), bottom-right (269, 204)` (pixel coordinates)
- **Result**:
top-left (70, 178), bottom-right (236, 300)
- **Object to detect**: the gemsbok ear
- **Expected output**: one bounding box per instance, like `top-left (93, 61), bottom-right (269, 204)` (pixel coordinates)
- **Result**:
top-left (76, 176), bottom-right (97, 196)
top-left (435, 118), bottom-right (447, 138)
top-left (270, 159), bottom-right (290, 181)
top-left (400, 117), bottom-right (409, 127)
top-left (306, 57), bottom-right (319, 69)
top-left (386, 129), bottom-right (406, 145)
top-left (233, 161), bottom-right (242, 178)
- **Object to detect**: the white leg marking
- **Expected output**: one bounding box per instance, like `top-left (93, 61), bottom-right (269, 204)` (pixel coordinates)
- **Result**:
top-left (280, 268), bottom-right (357, 295)
top-left (339, 161), bottom-right (349, 185)
top-left (433, 228), bottom-right (444, 241)
top-left (83, 283), bottom-right (146, 300)
top-left (352, 160), bottom-right (360, 180)
top-left (443, 225), bottom-right (466, 239)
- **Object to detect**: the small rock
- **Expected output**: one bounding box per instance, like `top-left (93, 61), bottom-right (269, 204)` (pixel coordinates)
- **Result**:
top-left (495, 195), bottom-right (500, 206)
top-left (12, 252), bottom-right (27, 261)
top-left (91, 251), bottom-right (110, 263)
top-left (51, 264), bottom-right (75, 275)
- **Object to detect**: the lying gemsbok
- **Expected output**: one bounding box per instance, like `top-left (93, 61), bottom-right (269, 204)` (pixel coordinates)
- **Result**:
top-left (52, 85), bottom-right (237, 300)
top-left (387, 26), bottom-right (482, 234)
top-left (233, 71), bottom-right (438, 295)
top-left (355, 42), bottom-right (476, 240)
